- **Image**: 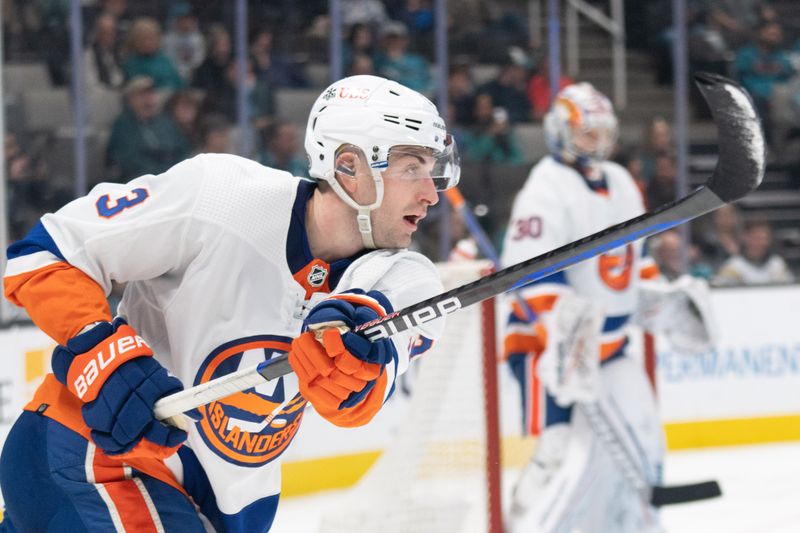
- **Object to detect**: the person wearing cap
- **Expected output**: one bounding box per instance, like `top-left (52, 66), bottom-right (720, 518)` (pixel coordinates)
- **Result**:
top-left (106, 76), bottom-right (190, 182)
top-left (374, 20), bottom-right (432, 94)
top-left (0, 75), bottom-right (459, 531)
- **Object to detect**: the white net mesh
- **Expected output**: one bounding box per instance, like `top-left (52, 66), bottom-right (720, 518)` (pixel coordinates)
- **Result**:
top-left (318, 260), bottom-right (500, 533)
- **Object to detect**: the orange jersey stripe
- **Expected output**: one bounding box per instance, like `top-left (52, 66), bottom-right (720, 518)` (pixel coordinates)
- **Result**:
top-left (25, 375), bottom-right (188, 497)
top-left (502, 322), bottom-right (548, 359)
top-left (4, 262), bottom-right (111, 344)
top-left (599, 337), bottom-right (626, 361)
top-left (510, 294), bottom-right (559, 322)
top-left (101, 480), bottom-right (160, 533)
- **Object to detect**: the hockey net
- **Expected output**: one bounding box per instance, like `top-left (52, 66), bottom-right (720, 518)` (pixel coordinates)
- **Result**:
top-left (318, 260), bottom-right (530, 533)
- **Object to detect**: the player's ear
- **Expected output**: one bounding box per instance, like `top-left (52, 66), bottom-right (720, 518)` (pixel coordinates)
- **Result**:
top-left (334, 151), bottom-right (361, 192)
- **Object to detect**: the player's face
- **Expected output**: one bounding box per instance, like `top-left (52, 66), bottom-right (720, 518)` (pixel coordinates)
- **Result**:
top-left (572, 126), bottom-right (614, 159)
top-left (372, 147), bottom-right (439, 248)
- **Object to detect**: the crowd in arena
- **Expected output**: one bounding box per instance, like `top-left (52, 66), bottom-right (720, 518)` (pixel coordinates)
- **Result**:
top-left (2, 0), bottom-right (798, 286)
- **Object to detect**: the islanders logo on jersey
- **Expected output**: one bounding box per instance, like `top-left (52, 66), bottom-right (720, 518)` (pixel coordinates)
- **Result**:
top-left (598, 243), bottom-right (635, 291)
top-left (193, 335), bottom-right (307, 467)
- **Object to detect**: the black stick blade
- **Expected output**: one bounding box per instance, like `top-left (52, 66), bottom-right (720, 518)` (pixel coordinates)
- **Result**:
top-left (651, 480), bottom-right (723, 507)
top-left (695, 72), bottom-right (765, 202)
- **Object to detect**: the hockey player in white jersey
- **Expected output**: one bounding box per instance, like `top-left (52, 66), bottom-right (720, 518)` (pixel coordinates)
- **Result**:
top-left (502, 82), bottom-right (667, 532)
top-left (0, 75), bottom-right (459, 532)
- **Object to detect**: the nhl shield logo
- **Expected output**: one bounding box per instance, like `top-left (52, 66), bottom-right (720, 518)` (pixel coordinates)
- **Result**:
top-left (307, 264), bottom-right (328, 287)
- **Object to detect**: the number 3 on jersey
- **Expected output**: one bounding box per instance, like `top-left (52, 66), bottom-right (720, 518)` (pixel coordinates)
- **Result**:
top-left (96, 188), bottom-right (149, 218)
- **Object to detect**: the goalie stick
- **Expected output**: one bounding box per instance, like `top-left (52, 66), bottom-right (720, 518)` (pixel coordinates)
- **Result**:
top-left (154, 70), bottom-right (765, 479)
top-left (445, 186), bottom-right (721, 507)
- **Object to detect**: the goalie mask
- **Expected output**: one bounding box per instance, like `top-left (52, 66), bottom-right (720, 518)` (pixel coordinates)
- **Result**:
top-left (305, 75), bottom-right (460, 249)
top-left (544, 82), bottom-right (619, 166)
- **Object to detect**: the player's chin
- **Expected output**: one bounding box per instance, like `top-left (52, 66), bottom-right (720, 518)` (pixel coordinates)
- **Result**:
top-left (377, 229), bottom-right (414, 249)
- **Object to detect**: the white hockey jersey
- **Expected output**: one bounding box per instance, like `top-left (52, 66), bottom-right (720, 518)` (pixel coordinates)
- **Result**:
top-left (4, 153), bottom-right (444, 531)
top-left (501, 155), bottom-right (654, 363)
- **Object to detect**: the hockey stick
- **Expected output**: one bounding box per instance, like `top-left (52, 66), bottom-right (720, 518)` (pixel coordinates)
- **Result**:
top-left (445, 186), bottom-right (722, 506)
top-left (154, 73), bottom-right (764, 428)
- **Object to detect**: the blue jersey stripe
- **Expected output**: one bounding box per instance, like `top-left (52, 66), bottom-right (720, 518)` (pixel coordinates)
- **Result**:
top-left (603, 314), bottom-right (630, 333)
top-left (7, 221), bottom-right (66, 261)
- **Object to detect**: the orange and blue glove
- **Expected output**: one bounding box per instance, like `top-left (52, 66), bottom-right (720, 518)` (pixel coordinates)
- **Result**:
top-left (52, 318), bottom-right (191, 459)
top-left (288, 290), bottom-right (398, 427)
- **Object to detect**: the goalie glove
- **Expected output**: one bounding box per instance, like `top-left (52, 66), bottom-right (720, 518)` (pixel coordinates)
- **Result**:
top-left (633, 275), bottom-right (717, 354)
top-left (52, 318), bottom-right (191, 459)
top-left (288, 290), bottom-right (398, 427)
top-left (536, 293), bottom-right (604, 408)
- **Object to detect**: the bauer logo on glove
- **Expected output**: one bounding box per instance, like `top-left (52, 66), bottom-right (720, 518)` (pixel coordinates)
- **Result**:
top-left (67, 327), bottom-right (152, 400)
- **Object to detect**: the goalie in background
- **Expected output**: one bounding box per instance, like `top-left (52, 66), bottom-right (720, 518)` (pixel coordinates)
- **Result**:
top-left (501, 82), bottom-right (716, 533)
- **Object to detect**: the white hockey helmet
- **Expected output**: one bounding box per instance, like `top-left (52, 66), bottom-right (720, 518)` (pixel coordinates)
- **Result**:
top-left (543, 82), bottom-right (619, 163)
top-left (305, 75), bottom-right (460, 248)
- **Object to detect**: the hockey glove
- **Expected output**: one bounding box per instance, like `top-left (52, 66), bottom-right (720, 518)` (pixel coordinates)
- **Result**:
top-left (52, 318), bottom-right (189, 459)
top-left (536, 293), bottom-right (604, 407)
top-left (288, 291), bottom-right (398, 427)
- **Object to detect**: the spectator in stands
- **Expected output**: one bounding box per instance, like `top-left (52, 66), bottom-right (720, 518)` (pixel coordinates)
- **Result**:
top-left (348, 53), bottom-right (376, 76)
top-left (645, 154), bottom-right (677, 209)
top-left (694, 203), bottom-right (742, 269)
top-left (197, 113), bottom-right (233, 154)
top-left (249, 28), bottom-right (309, 88)
top-left (638, 116), bottom-right (674, 185)
top-left (4, 132), bottom-right (67, 241)
top-left (650, 229), bottom-right (714, 281)
top-left (476, 46), bottom-right (532, 124)
top-left (392, 0), bottom-right (435, 53)
top-left (342, 23), bottom-right (376, 74)
top-left (34, 0), bottom-right (70, 85)
top-left (463, 93), bottom-right (524, 165)
top-left (259, 121), bottom-right (309, 177)
top-left (374, 21), bottom-right (432, 95)
top-left (714, 219), bottom-right (795, 285)
top-left (165, 90), bottom-right (201, 151)
top-left (446, 0), bottom-right (492, 58)
top-left (84, 13), bottom-right (125, 92)
top-left (703, 0), bottom-right (776, 48)
top-left (340, 0), bottom-right (389, 31)
top-left (122, 17), bottom-right (185, 91)
top-left (202, 59), bottom-right (275, 132)
top-left (733, 20), bottom-right (794, 140)
top-left (96, 0), bottom-right (133, 40)
top-left (448, 62), bottom-right (476, 125)
top-left (162, 2), bottom-right (205, 83)
top-left (688, 8), bottom-right (736, 75)
top-left (527, 61), bottom-right (574, 121)
top-left (106, 76), bottom-right (190, 182)
top-left (192, 25), bottom-right (232, 96)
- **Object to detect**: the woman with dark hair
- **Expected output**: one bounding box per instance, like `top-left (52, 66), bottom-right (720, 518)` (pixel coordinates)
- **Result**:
top-left (342, 23), bottom-right (376, 74)
top-left (192, 25), bottom-right (232, 95)
top-left (249, 27), bottom-right (309, 88)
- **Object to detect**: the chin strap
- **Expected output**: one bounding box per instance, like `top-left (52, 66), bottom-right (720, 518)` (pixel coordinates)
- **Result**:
top-left (324, 168), bottom-right (384, 250)
top-left (357, 208), bottom-right (377, 249)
